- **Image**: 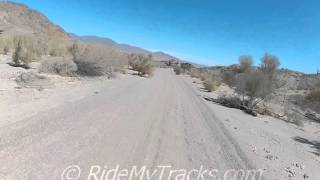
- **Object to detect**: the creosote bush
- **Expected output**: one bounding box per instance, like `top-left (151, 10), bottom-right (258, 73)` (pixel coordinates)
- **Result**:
top-left (128, 54), bottom-right (154, 77)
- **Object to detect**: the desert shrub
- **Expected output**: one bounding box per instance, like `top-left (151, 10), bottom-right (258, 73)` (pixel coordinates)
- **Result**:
top-left (235, 71), bottom-right (274, 109)
top-left (206, 95), bottom-right (258, 116)
top-left (75, 60), bottom-right (109, 76)
top-left (128, 54), bottom-right (154, 77)
top-left (203, 77), bottom-right (221, 92)
top-left (180, 63), bottom-right (192, 73)
top-left (173, 66), bottom-right (182, 75)
top-left (306, 89), bottom-right (320, 102)
top-left (239, 55), bottom-right (253, 73)
top-left (39, 57), bottom-right (78, 76)
top-left (69, 43), bottom-right (127, 77)
top-left (74, 47), bottom-right (112, 77)
top-left (199, 71), bottom-right (211, 81)
top-left (190, 69), bottom-right (200, 78)
top-left (306, 88), bottom-right (320, 113)
top-left (12, 39), bottom-right (33, 68)
top-left (260, 53), bottom-right (280, 74)
top-left (221, 71), bottom-right (237, 87)
top-left (232, 53), bottom-right (280, 109)
top-left (284, 108), bottom-right (304, 127)
top-left (69, 42), bottom-right (82, 61)
top-left (12, 40), bottom-right (23, 65)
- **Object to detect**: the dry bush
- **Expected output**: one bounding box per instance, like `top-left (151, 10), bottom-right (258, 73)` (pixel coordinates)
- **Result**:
top-left (39, 57), bottom-right (78, 76)
top-left (239, 55), bottom-right (253, 73)
top-left (190, 69), bottom-right (200, 78)
top-left (180, 63), bottom-right (192, 73)
top-left (205, 96), bottom-right (257, 116)
top-left (221, 71), bottom-right (237, 87)
top-left (12, 39), bottom-right (33, 68)
top-left (284, 108), bottom-right (304, 127)
top-left (203, 77), bottom-right (221, 92)
top-left (307, 89), bottom-right (320, 102)
top-left (128, 54), bottom-right (154, 77)
top-left (260, 53), bottom-right (280, 74)
top-left (305, 88), bottom-right (320, 113)
top-left (69, 42), bottom-right (83, 61)
top-left (69, 43), bottom-right (128, 77)
top-left (173, 66), bottom-right (182, 75)
top-left (235, 72), bottom-right (274, 108)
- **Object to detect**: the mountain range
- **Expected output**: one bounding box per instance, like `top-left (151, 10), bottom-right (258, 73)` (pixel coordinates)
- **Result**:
top-left (0, 2), bottom-right (180, 61)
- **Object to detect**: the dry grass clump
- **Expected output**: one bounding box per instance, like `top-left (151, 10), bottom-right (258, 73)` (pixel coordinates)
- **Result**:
top-left (203, 77), bottom-right (221, 92)
top-left (39, 57), bottom-right (77, 76)
top-left (128, 54), bottom-right (154, 77)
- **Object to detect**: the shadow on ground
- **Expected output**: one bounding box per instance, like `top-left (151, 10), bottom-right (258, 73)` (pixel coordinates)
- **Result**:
top-left (293, 136), bottom-right (320, 156)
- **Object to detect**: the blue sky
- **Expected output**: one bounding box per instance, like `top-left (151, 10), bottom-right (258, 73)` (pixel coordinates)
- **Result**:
top-left (9, 0), bottom-right (320, 73)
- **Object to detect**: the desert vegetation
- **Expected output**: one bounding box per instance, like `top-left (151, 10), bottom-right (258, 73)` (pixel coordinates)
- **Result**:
top-left (39, 57), bottom-right (78, 76)
top-left (203, 76), bottom-right (221, 92)
top-left (11, 38), bottom-right (33, 68)
top-left (206, 54), bottom-right (280, 116)
top-left (128, 53), bottom-right (154, 77)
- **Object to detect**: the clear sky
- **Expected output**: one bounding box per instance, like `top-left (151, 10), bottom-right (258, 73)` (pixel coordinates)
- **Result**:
top-left (8, 0), bottom-right (320, 73)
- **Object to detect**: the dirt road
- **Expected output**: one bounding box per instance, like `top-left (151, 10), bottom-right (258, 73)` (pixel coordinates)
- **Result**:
top-left (0, 69), bottom-right (259, 179)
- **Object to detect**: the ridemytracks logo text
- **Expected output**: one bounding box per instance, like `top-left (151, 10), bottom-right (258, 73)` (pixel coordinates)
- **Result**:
top-left (61, 165), bottom-right (263, 180)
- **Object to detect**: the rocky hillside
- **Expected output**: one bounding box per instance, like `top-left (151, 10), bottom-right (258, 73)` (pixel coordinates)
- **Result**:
top-left (0, 2), bottom-right (69, 41)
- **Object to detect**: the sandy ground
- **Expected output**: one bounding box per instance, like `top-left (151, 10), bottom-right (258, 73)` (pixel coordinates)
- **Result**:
top-left (183, 76), bottom-right (320, 180)
top-left (0, 55), bottom-right (319, 179)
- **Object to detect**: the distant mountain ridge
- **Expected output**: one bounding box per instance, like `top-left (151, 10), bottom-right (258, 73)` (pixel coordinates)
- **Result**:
top-left (71, 34), bottom-right (178, 61)
top-left (0, 2), bottom-right (192, 63)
